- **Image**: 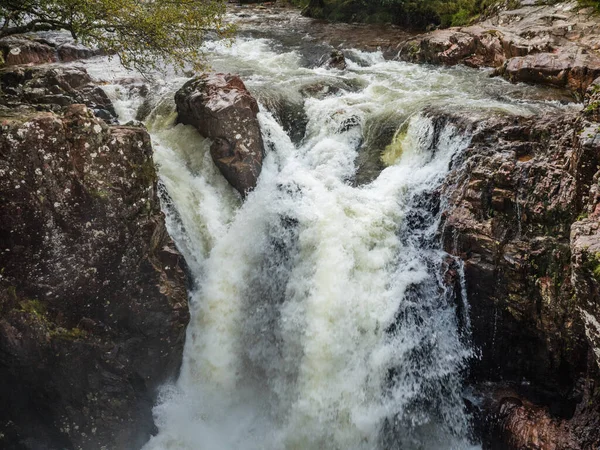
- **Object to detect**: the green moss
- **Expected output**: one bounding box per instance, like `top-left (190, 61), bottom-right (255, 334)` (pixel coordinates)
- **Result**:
top-left (90, 188), bottom-right (110, 199)
top-left (19, 299), bottom-right (47, 318)
top-left (584, 101), bottom-right (600, 113)
top-left (133, 159), bottom-right (158, 186)
top-left (6, 285), bottom-right (17, 300)
top-left (582, 251), bottom-right (600, 282)
top-left (51, 326), bottom-right (88, 340)
top-left (577, 0), bottom-right (600, 11)
top-left (15, 297), bottom-right (87, 341)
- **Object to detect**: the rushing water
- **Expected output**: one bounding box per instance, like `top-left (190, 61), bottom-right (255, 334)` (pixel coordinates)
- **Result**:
top-left (81, 11), bottom-right (576, 450)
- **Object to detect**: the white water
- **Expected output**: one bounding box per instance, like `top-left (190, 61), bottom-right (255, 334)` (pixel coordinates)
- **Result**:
top-left (84, 21), bottom-right (576, 450)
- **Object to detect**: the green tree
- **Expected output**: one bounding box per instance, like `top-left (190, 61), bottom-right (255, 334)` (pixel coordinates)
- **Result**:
top-left (0, 0), bottom-right (232, 73)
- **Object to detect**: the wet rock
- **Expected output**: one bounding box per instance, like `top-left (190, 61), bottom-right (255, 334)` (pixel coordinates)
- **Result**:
top-left (571, 218), bottom-right (600, 371)
top-left (56, 42), bottom-right (104, 62)
top-left (175, 73), bottom-right (265, 197)
top-left (0, 65), bottom-right (116, 120)
top-left (0, 36), bottom-right (57, 66)
top-left (324, 50), bottom-right (347, 70)
top-left (437, 102), bottom-right (600, 448)
top-left (0, 104), bottom-right (189, 450)
top-left (496, 51), bottom-right (600, 94)
top-left (473, 382), bottom-right (600, 450)
top-left (441, 112), bottom-right (586, 387)
top-left (0, 34), bottom-right (104, 67)
top-left (399, 29), bottom-right (476, 65)
top-left (583, 76), bottom-right (600, 122)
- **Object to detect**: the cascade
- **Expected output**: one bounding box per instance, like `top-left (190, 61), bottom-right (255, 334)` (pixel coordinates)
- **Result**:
top-left (89, 28), bottom-right (572, 450)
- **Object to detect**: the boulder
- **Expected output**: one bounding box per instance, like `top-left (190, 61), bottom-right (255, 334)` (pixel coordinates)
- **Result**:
top-left (0, 35), bottom-right (103, 67)
top-left (175, 73), bottom-right (264, 196)
top-left (496, 51), bottom-right (600, 94)
top-left (56, 42), bottom-right (104, 62)
top-left (400, 29), bottom-right (477, 65)
top-left (324, 50), bottom-right (347, 70)
top-left (0, 104), bottom-right (189, 449)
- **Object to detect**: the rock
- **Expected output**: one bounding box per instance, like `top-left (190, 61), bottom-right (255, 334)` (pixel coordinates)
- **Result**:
top-left (571, 218), bottom-right (600, 371)
top-left (0, 35), bottom-right (103, 67)
top-left (0, 36), bottom-right (57, 66)
top-left (0, 65), bottom-right (116, 120)
top-left (398, 2), bottom-right (600, 93)
top-left (175, 73), bottom-right (265, 196)
top-left (583, 76), bottom-right (600, 122)
top-left (56, 42), bottom-right (104, 62)
top-left (473, 383), bottom-right (600, 450)
top-left (496, 51), bottom-right (600, 94)
top-left (441, 112), bottom-right (588, 388)
top-left (0, 104), bottom-right (189, 450)
top-left (490, 397), bottom-right (575, 449)
top-left (437, 101), bottom-right (600, 447)
top-left (399, 29), bottom-right (476, 65)
top-left (324, 50), bottom-right (347, 70)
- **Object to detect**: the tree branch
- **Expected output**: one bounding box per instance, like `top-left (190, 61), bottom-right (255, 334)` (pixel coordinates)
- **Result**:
top-left (0, 19), bottom-right (73, 38)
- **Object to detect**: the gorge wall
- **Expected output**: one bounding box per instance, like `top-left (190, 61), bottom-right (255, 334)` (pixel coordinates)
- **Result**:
top-left (3, 2), bottom-right (600, 448)
top-left (0, 57), bottom-right (189, 449)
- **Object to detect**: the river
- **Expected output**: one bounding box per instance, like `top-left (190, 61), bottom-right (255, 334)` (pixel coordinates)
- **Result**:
top-left (80, 7), bottom-right (575, 450)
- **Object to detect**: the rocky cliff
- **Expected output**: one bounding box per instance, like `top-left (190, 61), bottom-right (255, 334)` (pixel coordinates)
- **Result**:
top-left (0, 49), bottom-right (189, 449)
top-left (436, 72), bottom-right (600, 450)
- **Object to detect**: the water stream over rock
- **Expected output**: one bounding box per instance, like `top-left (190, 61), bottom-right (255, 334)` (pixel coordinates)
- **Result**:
top-left (81, 12), bottom-right (578, 449)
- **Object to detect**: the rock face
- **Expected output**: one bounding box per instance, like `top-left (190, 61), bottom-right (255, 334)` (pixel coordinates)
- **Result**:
top-left (175, 73), bottom-right (265, 196)
top-left (0, 65), bottom-right (116, 120)
top-left (399, 2), bottom-right (600, 94)
top-left (437, 84), bottom-right (600, 448)
top-left (0, 69), bottom-right (189, 448)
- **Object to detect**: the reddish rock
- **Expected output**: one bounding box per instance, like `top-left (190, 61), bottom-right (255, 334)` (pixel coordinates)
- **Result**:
top-left (398, 3), bottom-right (600, 93)
top-left (0, 36), bottom-right (57, 65)
top-left (400, 29), bottom-right (477, 65)
top-left (436, 88), bottom-right (600, 447)
top-left (56, 42), bottom-right (104, 62)
top-left (497, 51), bottom-right (600, 93)
top-left (175, 73), bottom-right (265, 196)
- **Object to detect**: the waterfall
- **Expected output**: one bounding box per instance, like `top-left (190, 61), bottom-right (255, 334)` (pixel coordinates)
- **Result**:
top-left (144, 105), bottom-right (476, 450)
top-left (87, 25), bottom-right (572, 450)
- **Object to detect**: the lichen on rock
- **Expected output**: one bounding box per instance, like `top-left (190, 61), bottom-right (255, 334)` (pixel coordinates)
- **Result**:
top-left (175, 73), bottom-right (265, 197)
top-left (0, 94), bottom-right (188, 449)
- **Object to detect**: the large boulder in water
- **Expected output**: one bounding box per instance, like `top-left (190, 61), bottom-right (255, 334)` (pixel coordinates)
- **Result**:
top-left (175, 73), bottom-right (264, 197)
